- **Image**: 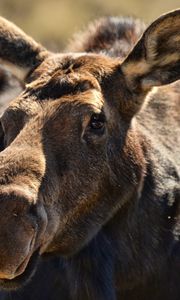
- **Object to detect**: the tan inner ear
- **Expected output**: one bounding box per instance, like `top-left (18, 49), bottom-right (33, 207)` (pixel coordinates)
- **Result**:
top-left (121, 60), bottom-right (150, 79)
top-left (121, 10), bottom-right (180, 90)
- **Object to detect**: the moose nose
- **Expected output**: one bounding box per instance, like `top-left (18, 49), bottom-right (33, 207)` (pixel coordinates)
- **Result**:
top-left (0, 191), bottom-right (37, 279)
top-left (0, 241), bottom-right (33, 280)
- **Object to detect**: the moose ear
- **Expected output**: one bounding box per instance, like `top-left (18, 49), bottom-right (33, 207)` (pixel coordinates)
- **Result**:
top-left (0, 17), bottom-right (49, 81)
top-left (121, 9), bottom-right (180, 93)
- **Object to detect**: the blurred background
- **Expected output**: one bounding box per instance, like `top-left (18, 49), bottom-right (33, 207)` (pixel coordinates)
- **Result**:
top-left (0, 0), bottom-right (179, 50)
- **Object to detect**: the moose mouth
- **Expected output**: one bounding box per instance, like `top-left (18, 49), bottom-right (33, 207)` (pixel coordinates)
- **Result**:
top-left (0, 250), bottom-right (40, 290)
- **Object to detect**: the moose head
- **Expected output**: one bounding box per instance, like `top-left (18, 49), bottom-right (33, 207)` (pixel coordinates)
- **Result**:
top-left (0, 10), bottom-right (179, 291)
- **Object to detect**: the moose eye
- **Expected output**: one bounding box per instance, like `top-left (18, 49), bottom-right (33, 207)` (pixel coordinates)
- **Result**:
top-left (89, 113), bottom-right (106, 132)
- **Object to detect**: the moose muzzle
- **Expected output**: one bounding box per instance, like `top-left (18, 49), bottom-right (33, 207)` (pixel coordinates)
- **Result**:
top-left (0, 142), bottom-right (46, 280)
top-left (0, 194), bottom-right (37, 280)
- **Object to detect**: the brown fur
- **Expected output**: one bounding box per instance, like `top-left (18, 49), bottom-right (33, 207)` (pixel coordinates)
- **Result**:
top-left (0, 10), bottom-right (179, 300)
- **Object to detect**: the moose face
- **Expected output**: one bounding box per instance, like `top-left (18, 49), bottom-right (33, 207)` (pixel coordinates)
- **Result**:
top-left (0, 53), bottom-right (143, 290)
top-left (0, 10), bottom-right (179, 290)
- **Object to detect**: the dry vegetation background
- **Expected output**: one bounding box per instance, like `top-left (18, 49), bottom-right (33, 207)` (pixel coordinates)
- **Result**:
top-left (0, 0), bottom-right (179, 50)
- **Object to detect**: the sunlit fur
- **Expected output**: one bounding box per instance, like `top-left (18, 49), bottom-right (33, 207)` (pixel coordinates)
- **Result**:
top-left (0, 10), bottom-right (179, 300)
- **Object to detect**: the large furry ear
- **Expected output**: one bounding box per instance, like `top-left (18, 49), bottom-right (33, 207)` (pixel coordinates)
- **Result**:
top-left (121, 10), bottom-right (180, 94)
top-left (0, 17), bottom-right (48, 81)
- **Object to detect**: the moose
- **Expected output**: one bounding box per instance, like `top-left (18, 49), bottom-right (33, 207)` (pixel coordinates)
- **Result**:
top-left (0, 9), bottom-right (179, 300)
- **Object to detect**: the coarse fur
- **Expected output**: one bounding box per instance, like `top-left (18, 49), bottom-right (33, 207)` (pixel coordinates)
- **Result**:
top-left (0, 11), bottom-right (179, 300)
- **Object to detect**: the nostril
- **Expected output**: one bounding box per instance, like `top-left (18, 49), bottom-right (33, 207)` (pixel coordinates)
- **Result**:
top-left (14, 235), bottom-right (35, 277)
top-left (0, 232), bottom-right (36, 280)
top-left (14, 254), bottom-right (31, 277)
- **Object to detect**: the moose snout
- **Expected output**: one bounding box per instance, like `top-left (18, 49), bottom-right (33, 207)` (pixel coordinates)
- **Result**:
top-left (0, 145), bottom-right (47, 280)
top-left (0, 192), bottom-right (38, 280)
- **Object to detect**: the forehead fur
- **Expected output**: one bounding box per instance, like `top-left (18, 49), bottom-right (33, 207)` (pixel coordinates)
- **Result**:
top-left (25, 53), bottom-right (119, 102)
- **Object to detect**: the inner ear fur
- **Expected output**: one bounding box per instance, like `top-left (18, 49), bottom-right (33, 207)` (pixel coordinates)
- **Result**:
top-left (121, 9), bottom-right (180, 93)
top-left (0, 17), bottom-right (49, 81)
